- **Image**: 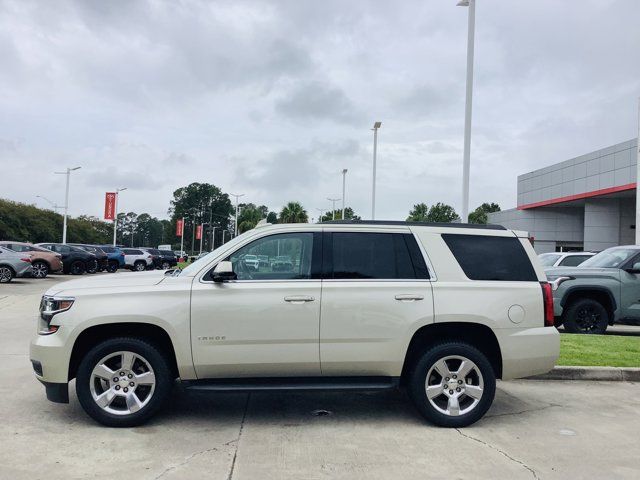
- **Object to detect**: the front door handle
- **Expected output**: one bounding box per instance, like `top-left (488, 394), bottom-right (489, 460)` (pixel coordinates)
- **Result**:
top-left (395, 294), bottom-right (424, 302)
top-left (284, 295), bottom-right (315, 304)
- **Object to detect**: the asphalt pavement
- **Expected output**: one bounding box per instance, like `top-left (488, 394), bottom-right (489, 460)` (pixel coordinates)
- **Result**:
top-left (1, 274), bottom-right (639, 479)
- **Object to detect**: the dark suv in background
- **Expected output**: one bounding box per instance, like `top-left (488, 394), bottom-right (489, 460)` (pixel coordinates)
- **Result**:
top-left (157, 250), bottom-right (178, 269)
top-left (37, 243), bottom-right (97, 275)
top-left (69, 244), bottom-right (109, 273)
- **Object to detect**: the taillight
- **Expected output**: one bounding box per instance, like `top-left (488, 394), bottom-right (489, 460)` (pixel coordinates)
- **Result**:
top-left (540, 282), bottom-right (555, 327)
top-left (21, 257), bottom-right (31, 263)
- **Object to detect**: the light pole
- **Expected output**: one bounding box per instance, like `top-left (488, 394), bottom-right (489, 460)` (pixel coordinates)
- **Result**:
top-left (327, 197), bottom-right (341, 220)
top-left (341, 169), bottom-right (348, 220)
top-left (458, 0), bottom-right (475, 223)
top-left (230, 193), bottom-right (245, 236)
top-left (316, 208), bottom-right (325, 223)
top-left (371, 122), bottom-right (381, 219)
top-left (54, 166), bottom-right (81, 244)
top-left (36, 195), bottom-right (62, 213)
top-left (112, 187), bottom-right (127, 246)
top-left (210, 225), bottom-right (217, 251)
top-left (635, 98), bottom-right (640, 244)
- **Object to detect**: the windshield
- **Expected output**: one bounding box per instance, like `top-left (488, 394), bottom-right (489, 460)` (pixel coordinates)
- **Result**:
top-left (538, 253), bottom-right (561, 266)
top-left (179, 230), bottom-right (252, 276)
top-left (579, 248), bottom-right (639, 269)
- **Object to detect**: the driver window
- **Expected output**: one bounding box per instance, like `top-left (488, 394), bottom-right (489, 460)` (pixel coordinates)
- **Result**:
top-left (227, 233), bottom-right (313, 280)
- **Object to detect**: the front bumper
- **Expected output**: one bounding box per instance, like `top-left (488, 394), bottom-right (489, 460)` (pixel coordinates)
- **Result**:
top-left (30, 328), bottom-right (73, 385)
top-left (496, 326), bottom-right (560, 380)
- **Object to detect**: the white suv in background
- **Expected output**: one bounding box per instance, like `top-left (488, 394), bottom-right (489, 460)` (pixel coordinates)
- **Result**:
top-left (538, 251), bottom-right (595, 268)
top-left (120, 248), bottom-right (153, 271)
top-left (30, 221), bottom-right (559, 428)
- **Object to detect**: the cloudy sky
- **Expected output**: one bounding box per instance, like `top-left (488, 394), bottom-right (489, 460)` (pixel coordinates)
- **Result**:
top-left (1, 0), bottom-right (639, 221)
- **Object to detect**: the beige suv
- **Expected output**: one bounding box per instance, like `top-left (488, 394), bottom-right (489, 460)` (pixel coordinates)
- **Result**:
top-left (30, 221), bottom-right (559, 428)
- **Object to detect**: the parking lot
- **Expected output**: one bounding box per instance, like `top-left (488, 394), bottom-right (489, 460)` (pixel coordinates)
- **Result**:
top-left (0, 275), bottom-right (637, 479)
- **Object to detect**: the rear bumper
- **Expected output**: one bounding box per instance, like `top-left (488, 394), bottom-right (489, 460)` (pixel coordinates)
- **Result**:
top-left (496, 326), bottom-right (560, 380)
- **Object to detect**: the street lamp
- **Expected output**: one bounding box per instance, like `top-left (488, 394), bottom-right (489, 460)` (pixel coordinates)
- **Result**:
top-left (371, 122), bottom-right (381, 219)
top-left (458, 0), bottom-right (475, 223)
top-left (54, 166), bottom-right (81, 244)
top-left (327, 197), bottom-right (341, 220)
top-left (341, 169), bottom-right (348, 220)
top-left (112, 187), bottom-right (127, 246)
top-left (230, 193), bottom-right (245, 236)
top-left (36, 195), bottom-right (62, 213)
top-left (316, 208), bottom-right (325, 223)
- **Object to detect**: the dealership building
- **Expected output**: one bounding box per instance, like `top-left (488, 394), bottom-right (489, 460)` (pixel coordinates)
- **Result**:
top-left (488, 138), bottom-right (638, 253)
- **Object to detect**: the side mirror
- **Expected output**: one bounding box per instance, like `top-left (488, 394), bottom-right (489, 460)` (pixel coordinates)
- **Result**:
top-left (212, 261), bottom-right (237, 283)
top-left (625, 262), bottom-right (640, 274)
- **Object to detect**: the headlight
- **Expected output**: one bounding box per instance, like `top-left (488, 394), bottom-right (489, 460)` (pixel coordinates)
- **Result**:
top-left (39, 295), bottom-right (74, 335)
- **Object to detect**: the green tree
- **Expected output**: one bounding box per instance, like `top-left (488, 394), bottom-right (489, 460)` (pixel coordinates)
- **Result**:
top-left (407, 202), bottom-right (459, 223)
top-left (320, 207), bottom-right (361, 222)
top-left (266, 211), bottom-right (278, 224)
top-left (279, 201), bottom-right (308, 223)
top-left (468, 202), bottom-right (501, 224)
top-left (236, 203), bottom-right (269, 233)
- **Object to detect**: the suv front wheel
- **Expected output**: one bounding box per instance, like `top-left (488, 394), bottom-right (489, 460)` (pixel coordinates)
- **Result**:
top-left (408, 342), bottom-right (496, 428)
top-left (76, 337), bottom-right (173, 427)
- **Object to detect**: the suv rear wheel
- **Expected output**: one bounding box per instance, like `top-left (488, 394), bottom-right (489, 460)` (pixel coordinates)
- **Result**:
top-left (107, 260), bottom-right (119, 273)
top-left (32, 260), bottom-right (49, 279)
top-left (161, 261), bottom-right (170, 270)
top-left (70, 260), bottom-right (85, 275)
top-left (563, 298), bottom-right (609, 334)
top-left (408, 342), bottom-right (496, 428)
top-left (76, 337), bottom-right (173, 427)
top-left (134, 261), bottom-right (146, 272)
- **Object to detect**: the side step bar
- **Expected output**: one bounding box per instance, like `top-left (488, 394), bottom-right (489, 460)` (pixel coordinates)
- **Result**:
top-left (182, 376), bottom-right (400, 392)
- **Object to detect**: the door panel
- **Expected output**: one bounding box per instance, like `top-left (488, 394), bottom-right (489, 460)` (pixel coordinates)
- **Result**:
top-left (320, 281), bottom-right (433, 376)
top-left (191, 281), bottom-right (321, 378)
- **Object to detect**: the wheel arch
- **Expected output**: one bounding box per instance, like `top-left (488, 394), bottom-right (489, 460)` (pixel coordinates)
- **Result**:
top-left (401, 322), bottom-right (502, 384)
top-left (560, 287), bottom-right (616, 324)
top-left (68, 322), bottom-right (179, 381)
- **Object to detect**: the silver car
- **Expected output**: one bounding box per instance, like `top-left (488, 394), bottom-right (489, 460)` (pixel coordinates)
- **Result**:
top-left (0, 245), bottom-right (33, 283)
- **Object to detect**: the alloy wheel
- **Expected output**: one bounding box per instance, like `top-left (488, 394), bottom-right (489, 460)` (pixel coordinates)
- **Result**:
top-left (135, 262), bottom-right (146, 272)
top-left (576, 306), bottom-right (600, 333)
top-left (32, 262), bottom-right (48, 278)
top-left (89, 351), bottom-right (156, 416)
top-left (425, 355), bottom-right (484, 417)
top-left (0, 266), bottom-right (12, 283)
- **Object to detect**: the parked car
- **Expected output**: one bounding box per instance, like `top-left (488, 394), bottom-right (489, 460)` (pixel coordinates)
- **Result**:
top-left (538, 251), bottom-right (595, 268)
top-left (69, 244), bottom-right (109, 273)
top-left (30, 221), bottom-right (558, 428)
top-left (546, 245), bottom-right (640, 334)
top-left (120, 248), bottom-right (154, 271)
top-left (242, 254), bottom-right (260, 270)
top-left (258, 255), bottom-right (269, 268)
top-left (0, 246), bottom-right (32, 283)
top-left (157, 250), bottom-right (178, 270)
top-left (37, 243), bottom-right (97, 275)
top-left (138, 248), bottom-right (162, 269)
top-left (271, 255), bottom-right (293, 271)
top-left (0, 241), bottom-right (63, 278)
top-left (97, 245), bottom-right (126, 272)
top-left (174, 251), bottom-right (188, 261)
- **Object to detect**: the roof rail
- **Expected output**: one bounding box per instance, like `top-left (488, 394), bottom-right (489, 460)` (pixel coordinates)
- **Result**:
top-left (320, 220), bottom-right (507, 230)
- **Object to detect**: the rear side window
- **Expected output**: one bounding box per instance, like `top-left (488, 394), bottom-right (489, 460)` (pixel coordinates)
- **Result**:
top-left (327, 232), bottom-right (429, 279)
top-left (101, 247), bottom-right (115, 253)
top-left (558, 255), bottom-right (590, 267)
top-left (442, 234), bottom-right (537, 281)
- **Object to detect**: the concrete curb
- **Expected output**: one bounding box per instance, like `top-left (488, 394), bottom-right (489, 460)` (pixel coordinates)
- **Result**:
top-left (530, 366), bottom-right (640, 382)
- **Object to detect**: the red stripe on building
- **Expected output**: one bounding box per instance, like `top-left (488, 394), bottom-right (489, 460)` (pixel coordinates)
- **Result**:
top-left (518, 183), bottom-right (636, 210)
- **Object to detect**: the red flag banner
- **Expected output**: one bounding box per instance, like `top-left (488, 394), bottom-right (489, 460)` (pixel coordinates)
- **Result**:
top-left (196, 225), bottom-right (203, 240)
top-left (104, 192), bottom-right (116, 220)
top-left (176, 219), bottom-right (184, 237)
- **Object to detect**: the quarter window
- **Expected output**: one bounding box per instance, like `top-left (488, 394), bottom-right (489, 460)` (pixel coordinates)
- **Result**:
top-left (558, 255), bottom-right (590, 267)
top-left (328, 232), bottom-right (428, 279)
top-left (226, 232), bottom-right (314, 280)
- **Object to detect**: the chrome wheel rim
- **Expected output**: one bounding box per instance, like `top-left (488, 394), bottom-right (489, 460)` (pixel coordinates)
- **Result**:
top-left (162, 262), bottom-right (170, 269)
top-left (89, 351), bottom-right (156, 416)
top-left (425, 355), bottom-right (484, 417)
top-left (33, 262), bottom-right (48, 278)
top-left (135, 263), bottom-right (145, 271)
top-left (0, 267), bottom-right (12, 282)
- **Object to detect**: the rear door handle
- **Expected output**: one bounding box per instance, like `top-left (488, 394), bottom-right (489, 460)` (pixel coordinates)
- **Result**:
top-left (284, 295), bottom-right (315, 304)
top-left (395, 294), bottom-right (424, 302)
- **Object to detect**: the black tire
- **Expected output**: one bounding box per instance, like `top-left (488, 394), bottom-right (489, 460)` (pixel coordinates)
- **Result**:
top-left (32, 260), bottom-right (49, 279)
top-left (107, 260), bottom-right (119, 273)
top-left (70, 260), bottom-right (85, 275)
top-left (86, 260), bottom-right (98, 274)
top-left (563, 298), bottom-right (609, 334)
top-left (76, 337), bottom-right (173, 427)
top-left (0, 265), bottom-right (14, 283)
top-left (161, 261), bottom-right (170, 270)
top-left (407, 342), bottom-right (496, 428)
top-left (134, 261), bottom-right (146, 272)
